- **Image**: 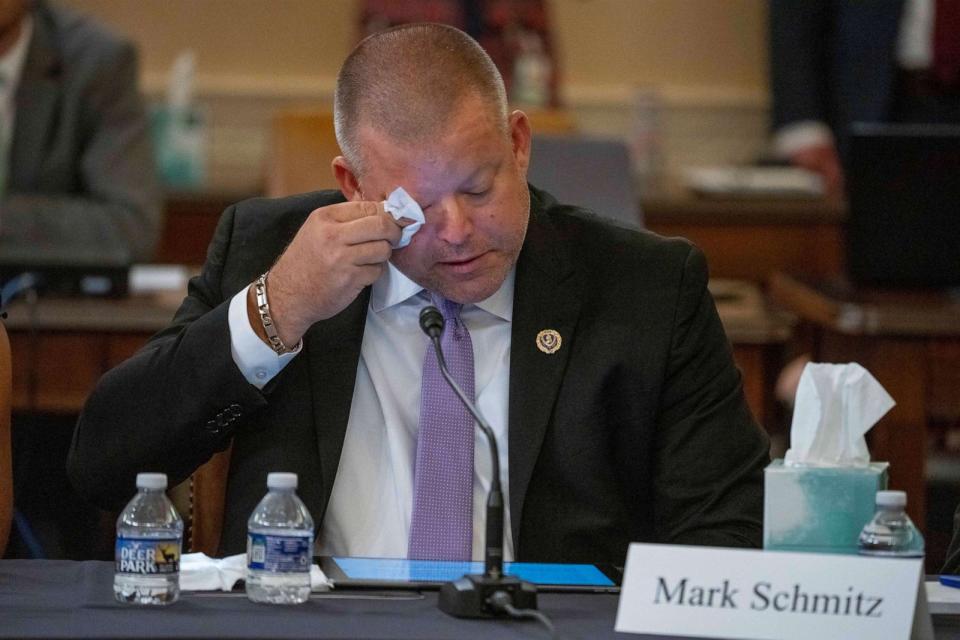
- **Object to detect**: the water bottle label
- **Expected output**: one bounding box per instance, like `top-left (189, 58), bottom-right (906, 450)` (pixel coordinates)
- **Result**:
top-left (247, 533), bottom-right (312, 573)
top-left (115, 537), bottom-right (181, 575)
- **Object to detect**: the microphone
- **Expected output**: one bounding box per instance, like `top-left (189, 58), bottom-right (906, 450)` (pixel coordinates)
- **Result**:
top-left (418, 305), bottom-right (537, 619)
top-left (419, 305), bottom-right (444, 339)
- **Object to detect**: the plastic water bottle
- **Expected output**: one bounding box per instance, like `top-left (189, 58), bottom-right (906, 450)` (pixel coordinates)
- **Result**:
top-left (114, 473), bottom-right (183, 605)
top-left (857, 490), bottom-right (924, 557)
top-left (246, 472), bottom-right (314, 604)
top-left (511, 31), bottom-right (551, 108)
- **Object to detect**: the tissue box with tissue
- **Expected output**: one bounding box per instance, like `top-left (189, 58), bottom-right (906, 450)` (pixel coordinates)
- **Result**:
top-left (764, 458), bottom-right (888, 554)
top-left (763, 363), bottom-right (895, 554)
top-left (150, 51), bottom-right (207, 189)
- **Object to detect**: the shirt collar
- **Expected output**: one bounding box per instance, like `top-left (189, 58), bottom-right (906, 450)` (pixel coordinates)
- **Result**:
top-left (0, 14), bottom-right (33, 97)
top-left (370, 260), bottom-right (515, 322)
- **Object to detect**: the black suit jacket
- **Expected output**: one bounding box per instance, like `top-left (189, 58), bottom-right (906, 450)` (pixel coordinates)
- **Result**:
top-left (69, 187), bottom-right (769, 563)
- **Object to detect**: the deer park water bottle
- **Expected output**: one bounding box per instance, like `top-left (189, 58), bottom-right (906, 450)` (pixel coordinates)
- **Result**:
top-left (857, 490), bottom-right (925, 558)
top-left (114, 473), bottom-right (183, 605)
top-left (246, 472), bottom-right (314, 604)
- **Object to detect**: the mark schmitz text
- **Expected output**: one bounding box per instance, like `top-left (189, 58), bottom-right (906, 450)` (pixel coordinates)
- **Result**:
top-left (654, 578), bottom-right (883, 617)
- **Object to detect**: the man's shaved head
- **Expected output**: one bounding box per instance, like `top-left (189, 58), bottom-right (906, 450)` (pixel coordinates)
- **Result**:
top-left (334, 23), bottom-right (509, 176)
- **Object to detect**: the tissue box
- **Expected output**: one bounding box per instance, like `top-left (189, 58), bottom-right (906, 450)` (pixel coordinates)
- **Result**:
top-left (150, 105), bottom-right (208, 189)
top-left (764, 459), bottom-right (888, 554)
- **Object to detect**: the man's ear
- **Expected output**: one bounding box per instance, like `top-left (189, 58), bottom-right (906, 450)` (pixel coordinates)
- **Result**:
top-left (332, 156), bottom-right (362, 199)
top-left (508, 110), bottom-right (532, 176)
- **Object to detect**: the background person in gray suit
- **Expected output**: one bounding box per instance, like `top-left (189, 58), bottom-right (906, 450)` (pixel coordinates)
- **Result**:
top-left (0, 0), bottom-right (160, 264)
top-left (0, 0), bottom-right (158, 560)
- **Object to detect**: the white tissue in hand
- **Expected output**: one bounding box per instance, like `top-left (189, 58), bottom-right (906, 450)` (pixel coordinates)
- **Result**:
top-left (784, 362), bottom-right (895, 467)
top-left (383, 186), bottom-right (424, 248)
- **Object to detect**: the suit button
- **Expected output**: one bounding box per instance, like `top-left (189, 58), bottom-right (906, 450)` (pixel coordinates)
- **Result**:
top-left (229, 403), bottom-right (242, 417)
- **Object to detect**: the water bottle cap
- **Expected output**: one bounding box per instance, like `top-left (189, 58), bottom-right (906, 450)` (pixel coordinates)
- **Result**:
top-left (876, 490), bottom-right (907, 508)
top-left (267, 472), bottom-right (298, 490)
top-left (136, 473), bottom-right (168, 490)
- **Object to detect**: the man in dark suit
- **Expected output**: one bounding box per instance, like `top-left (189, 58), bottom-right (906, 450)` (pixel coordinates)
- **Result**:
top-left (69, 24), bottom-right (768, 564)
top-left (769, 0), bottom-right (960, 197)
top-left (0, 0), bottom-right (160, 263)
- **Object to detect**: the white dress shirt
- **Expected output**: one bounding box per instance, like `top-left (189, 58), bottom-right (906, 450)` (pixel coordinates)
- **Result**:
top-left (227, 262), bottom-right (515, 562)
top-left (897, 0), bottom-right (934, 71)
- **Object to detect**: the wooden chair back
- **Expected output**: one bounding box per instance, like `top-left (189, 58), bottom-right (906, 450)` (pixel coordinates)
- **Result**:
top-left (185, 447), bottom-right (232, 556)
top-left (266, 109), bottom-right (341, 197)
top-left (523, 108), bottom-right (577, 135)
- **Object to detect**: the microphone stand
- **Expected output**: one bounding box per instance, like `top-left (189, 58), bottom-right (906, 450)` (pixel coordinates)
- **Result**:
top-left (419, 306), bottom-right (537, 619)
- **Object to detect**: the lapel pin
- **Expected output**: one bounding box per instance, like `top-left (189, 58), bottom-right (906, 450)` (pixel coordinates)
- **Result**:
top-left (536, 329), bottom-right (562, 354)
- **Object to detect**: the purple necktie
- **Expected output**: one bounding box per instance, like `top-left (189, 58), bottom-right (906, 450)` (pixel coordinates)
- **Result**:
top-left (408, 294), bottom-right (475, 561)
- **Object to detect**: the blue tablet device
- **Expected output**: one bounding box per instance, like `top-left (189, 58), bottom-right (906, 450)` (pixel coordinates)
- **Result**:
top-left (939, 575), bottom-right (960, 589)
top-left (317, 556), bottom-right (621, 593)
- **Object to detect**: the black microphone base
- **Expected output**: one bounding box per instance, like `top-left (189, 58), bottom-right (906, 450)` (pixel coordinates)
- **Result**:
top-left (438, 574), bottom-right (538, 618)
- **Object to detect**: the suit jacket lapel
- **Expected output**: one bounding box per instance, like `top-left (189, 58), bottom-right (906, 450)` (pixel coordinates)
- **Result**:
top-left (304, 288), bottom-right (371, 518)
top-left (508, 190), bottom-right (583, 554)
top-left (11, 9), bottom-right (61, 188)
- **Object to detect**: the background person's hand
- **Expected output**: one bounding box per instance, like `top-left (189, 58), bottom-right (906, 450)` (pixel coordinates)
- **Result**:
top-left (790, 142), bottom-right (845, 199)
top-left (248, 200), bottom-right (403, 347)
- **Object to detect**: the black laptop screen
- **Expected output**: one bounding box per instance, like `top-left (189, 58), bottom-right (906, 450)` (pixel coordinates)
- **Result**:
top-left (846, 123), bottom-right (960, 288)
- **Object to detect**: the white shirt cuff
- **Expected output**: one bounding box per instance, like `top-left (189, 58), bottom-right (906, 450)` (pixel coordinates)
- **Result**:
top-left (772, 120), bottom-right (835, 159)
top-left (228, 285), bottom-right (300, 389)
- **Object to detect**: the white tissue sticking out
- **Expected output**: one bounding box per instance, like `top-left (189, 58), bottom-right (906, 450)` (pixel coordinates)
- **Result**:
top-left (166, 50), bottom-right (196, 111)
top-left (784, 362), bottom-right (895, 467)
top-left (383, 186), bottom-right (425, 248)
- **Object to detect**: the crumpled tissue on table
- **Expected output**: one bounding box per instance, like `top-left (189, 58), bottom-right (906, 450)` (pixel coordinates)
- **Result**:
top-left (383, 186), bottom-right (425, 248)
top-left (180, 553), bottom-right (331, 592)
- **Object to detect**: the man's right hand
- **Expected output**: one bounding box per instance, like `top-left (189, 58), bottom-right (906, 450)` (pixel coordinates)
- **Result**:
top-left (247, 200), bottom-right (403, 348)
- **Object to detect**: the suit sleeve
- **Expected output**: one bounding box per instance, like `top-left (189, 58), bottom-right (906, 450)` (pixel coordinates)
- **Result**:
top-left (67, 205), bottom-right (267, 510)
top-left (653, 246), bottom-right (769, 548)
top-left (3, 40), bottom-right (161, 262)
top-left (768, 0), bottom-right (831, 132)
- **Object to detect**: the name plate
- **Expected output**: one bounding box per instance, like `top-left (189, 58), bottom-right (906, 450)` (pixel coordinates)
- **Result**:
top-left (615, 544), bottom-right (932, 640)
